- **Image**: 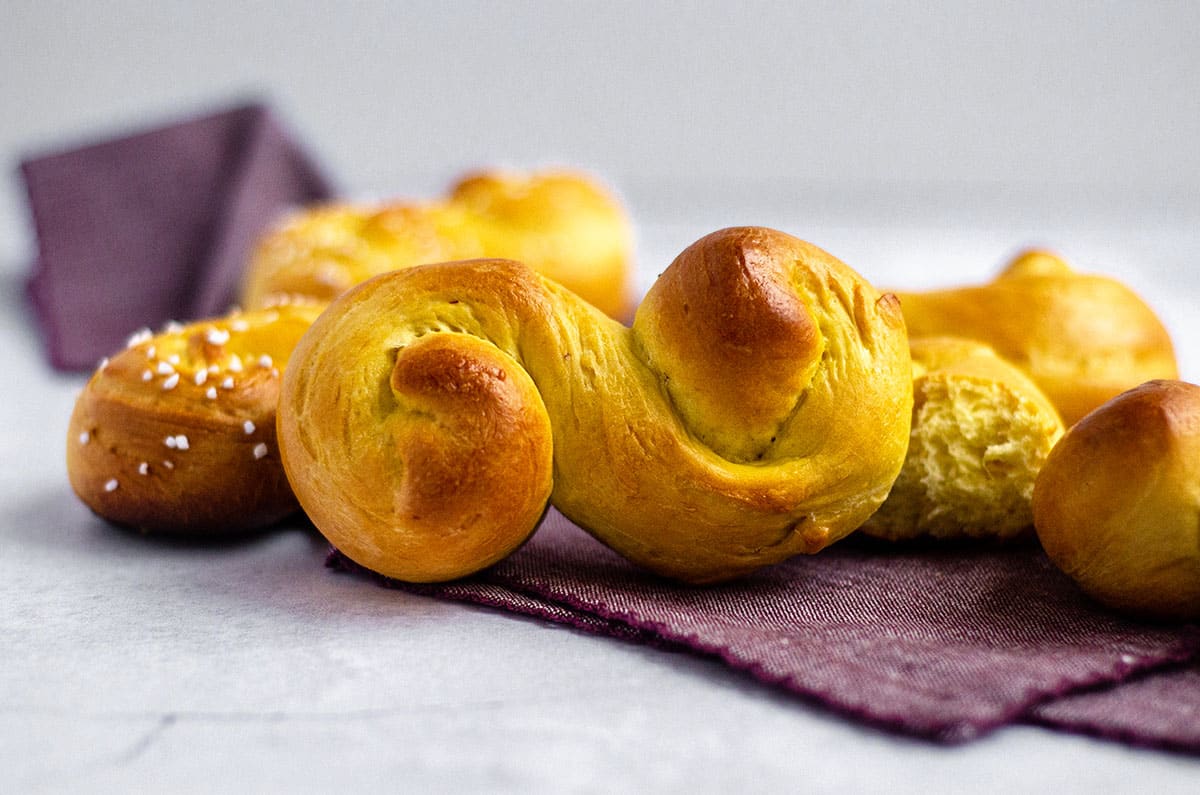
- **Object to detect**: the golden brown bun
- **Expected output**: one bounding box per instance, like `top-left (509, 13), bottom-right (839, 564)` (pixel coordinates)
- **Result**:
top-left (278, 227), bottom-right (913, 584)
top-left (241, 169), bottom-right (634, 319)
top-left (1032, 380), bottom-right (1200, 620)
top-left (896, 250), bottom-right (1178, 425)
top-left (863, 337), bottom-right (1064, 541)
top-left (67, 302), bottom-right (325, 535)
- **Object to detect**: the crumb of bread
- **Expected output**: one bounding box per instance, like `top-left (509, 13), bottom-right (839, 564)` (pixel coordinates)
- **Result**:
top-left (864, 338), bottom-right (1063, 541)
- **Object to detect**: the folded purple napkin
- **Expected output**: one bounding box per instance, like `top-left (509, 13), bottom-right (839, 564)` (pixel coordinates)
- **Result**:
top-left (21, 102), bottom-right (334, 370)
top-left (328, 508), bottom-right (1200, 751)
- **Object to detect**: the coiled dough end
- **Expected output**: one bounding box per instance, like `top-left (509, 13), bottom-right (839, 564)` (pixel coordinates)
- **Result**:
top-left (279, 309), bottom-right (554, 582)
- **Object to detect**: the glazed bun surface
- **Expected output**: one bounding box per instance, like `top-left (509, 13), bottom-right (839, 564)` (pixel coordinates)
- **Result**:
top-left (896, 250), bottom-right (1177, 425)
top-left (278, 227), bottom-right (913, 583)
top-left (241, 169), bottom-right (633, 319)
top-left (1032, 379), bottom-right (1200, 620)
top-left (864, 337), bottom-right (1064, 541)
top-left (67, 302), bottom-right (324, 535)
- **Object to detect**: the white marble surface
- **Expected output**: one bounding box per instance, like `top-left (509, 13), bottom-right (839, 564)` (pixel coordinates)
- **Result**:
top-left (3, 195), bottom-right (1200, 792)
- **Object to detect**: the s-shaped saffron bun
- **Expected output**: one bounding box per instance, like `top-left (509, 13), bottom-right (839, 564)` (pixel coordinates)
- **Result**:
top-left (66, 301), bottom-right (324, 535)
top-left (278, 227), bottom-right (913, 583)
top-left (240, 169), bottom-right (634, 320)
top-left (896, 250), bottom-right (1177, 425)
top-left (862, 337), bottom-right (1064, 541)
top-left (1033, 380), bottom-right (1200, 620)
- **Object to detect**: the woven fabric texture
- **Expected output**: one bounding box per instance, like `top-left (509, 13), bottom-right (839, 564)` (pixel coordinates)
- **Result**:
top-left (21, 102), bottom-right (333, 370)
top-left (330, 508), bottom-right (1200, 748)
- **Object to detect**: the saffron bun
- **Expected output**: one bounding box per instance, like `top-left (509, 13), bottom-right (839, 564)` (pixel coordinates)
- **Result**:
top-left (895, 250), bottom-right (1177, 425)
top-left (66, 301), bottom-right (325, 535)
top-left (862, 337), bottom-right (1064, 541)
top-left (277, 227), bottom-right (913, 584)
top-left (240, 169), bottom-right (634, 319)
top-left (1032, 380), bottom-right (1200, 620)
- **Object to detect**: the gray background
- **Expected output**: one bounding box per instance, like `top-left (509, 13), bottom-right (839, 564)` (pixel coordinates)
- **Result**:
top-left (3, 2), bottom-right (1200, 791)
top-left (5, 1), bottom-right (1200, 234)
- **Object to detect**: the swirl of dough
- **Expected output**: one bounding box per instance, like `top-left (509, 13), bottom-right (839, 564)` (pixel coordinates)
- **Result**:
top-left (278, 227), bottom-right (912, 583)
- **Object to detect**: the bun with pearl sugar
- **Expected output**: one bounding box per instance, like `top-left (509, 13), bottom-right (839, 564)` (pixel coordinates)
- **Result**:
top-left (66, 301), bottom-right (324, 535)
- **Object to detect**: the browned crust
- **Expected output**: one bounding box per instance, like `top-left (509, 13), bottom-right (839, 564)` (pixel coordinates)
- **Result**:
top-left (634, 228), bottom-right (823, 460)
top-left (278, 228), bottom-right (913, 583)
top-left (242, 169), bottom-right (634, 320)
top-left (66, 303), bottom-right (323, 535)
top-left (895, 251), bottom-right (1177, 425)
top-left (1033, 380), bottom-right (1200, 619)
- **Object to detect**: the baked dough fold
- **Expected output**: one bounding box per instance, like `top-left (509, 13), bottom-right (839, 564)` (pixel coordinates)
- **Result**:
top-left (278, 227), bottom-right (913, 583)
top-left (896, 250), bottom-right (1177, 425)
top-left (241, 169), bottom-right (633, 320)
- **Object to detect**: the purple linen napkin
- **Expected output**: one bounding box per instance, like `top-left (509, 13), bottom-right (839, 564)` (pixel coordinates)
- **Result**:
top-left (328, 508), bottom-right (1200, 749)
top-left (1028, 663), bottom-right (1200, 753)
top-left (21, 102), bottom-right (334, 370)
